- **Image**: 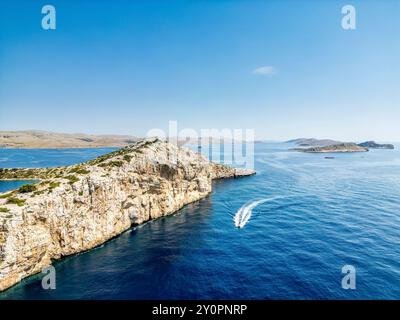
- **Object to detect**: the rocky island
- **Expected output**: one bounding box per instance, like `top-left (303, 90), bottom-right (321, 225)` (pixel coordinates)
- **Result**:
top-left (357, 141), bottom-right (394, 150)
top-left (290, 143), bottom-right (369, 153)
top-left (0, 138), bottom-right (255, 291)
top-left (287, 138), bottom-right (342, 147)
top-left (289, 138), bottom-right (396, 153)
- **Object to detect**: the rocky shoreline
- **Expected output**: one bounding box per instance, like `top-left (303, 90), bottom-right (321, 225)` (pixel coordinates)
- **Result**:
top-left (0, 138), bottom-right (255, 292)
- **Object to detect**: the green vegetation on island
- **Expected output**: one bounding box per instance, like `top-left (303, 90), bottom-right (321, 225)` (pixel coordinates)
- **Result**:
top-left (289, 138), bottom-right (395, 153)
top-left (290, 143), bottom-right (368, 153)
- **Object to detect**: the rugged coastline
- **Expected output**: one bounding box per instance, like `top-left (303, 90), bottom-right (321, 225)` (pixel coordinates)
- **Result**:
top-left (0, 138), bottom-right (255, 292)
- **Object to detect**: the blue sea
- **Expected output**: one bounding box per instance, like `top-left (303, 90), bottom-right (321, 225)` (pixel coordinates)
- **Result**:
top-left (1, 143), bottom-right (400, 300)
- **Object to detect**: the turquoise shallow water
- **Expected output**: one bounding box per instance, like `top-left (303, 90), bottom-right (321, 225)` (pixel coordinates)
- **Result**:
top-left (0, 143), bottom-right (400, 299)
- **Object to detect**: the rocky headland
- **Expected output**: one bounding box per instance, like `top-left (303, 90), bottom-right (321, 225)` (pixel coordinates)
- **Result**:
top-left (0, 138), bottom-right (255, 291)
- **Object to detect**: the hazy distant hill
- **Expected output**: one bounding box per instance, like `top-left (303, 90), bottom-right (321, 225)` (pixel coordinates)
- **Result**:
top-left (0, 131), bottom-right (140, 149)
top-left (0, 131), bottom-right (249, 149)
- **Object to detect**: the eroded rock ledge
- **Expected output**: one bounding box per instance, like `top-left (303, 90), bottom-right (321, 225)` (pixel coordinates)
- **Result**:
top-left (0, 138), bottom-right (255, 291)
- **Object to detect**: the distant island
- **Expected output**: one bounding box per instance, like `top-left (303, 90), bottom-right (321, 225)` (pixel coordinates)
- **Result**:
top-left (357, 141), bottom-right (394, 150)
top-left (291, 143), bottom-right (369, 153)
top-left (287, 138), bottom-right (343, 147)
top-left (289, 138), bottom-right (394, 153)
top-left (0, 131), bottom-right (248, 149)
top-left (0, 130), bottom-right (140, 149)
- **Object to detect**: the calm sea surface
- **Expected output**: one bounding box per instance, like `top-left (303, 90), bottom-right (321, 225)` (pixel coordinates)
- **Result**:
top-left (1, 143), bottom-right (400, 299)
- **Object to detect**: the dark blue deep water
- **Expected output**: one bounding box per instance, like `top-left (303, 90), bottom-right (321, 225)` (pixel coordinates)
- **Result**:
top-left (1, 143), bottom-right (400, 299)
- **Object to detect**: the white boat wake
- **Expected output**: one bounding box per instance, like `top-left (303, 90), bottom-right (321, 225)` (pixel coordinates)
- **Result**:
top-left (233, 196), bottom-right (282, 228)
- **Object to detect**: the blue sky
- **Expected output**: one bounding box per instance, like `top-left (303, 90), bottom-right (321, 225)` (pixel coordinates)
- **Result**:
top-left (0, 0), bottom-right (399, 141)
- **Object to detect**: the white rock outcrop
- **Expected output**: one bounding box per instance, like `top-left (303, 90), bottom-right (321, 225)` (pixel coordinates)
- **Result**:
top-left (0, 138), bottom-right (254, 291)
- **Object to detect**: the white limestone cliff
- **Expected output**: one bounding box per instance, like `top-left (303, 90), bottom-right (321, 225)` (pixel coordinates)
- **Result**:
top-left (0, 138), bottom-right (254, 291)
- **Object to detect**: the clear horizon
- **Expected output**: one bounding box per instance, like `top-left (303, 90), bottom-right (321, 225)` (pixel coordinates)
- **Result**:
top-left (1, 0), bottom-right (399, 141)
top-left (1, 129), bottom-right (400, 144)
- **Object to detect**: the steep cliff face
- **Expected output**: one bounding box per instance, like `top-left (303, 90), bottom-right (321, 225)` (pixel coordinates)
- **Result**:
top-left (0, 138), bottom-right (254, 291)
